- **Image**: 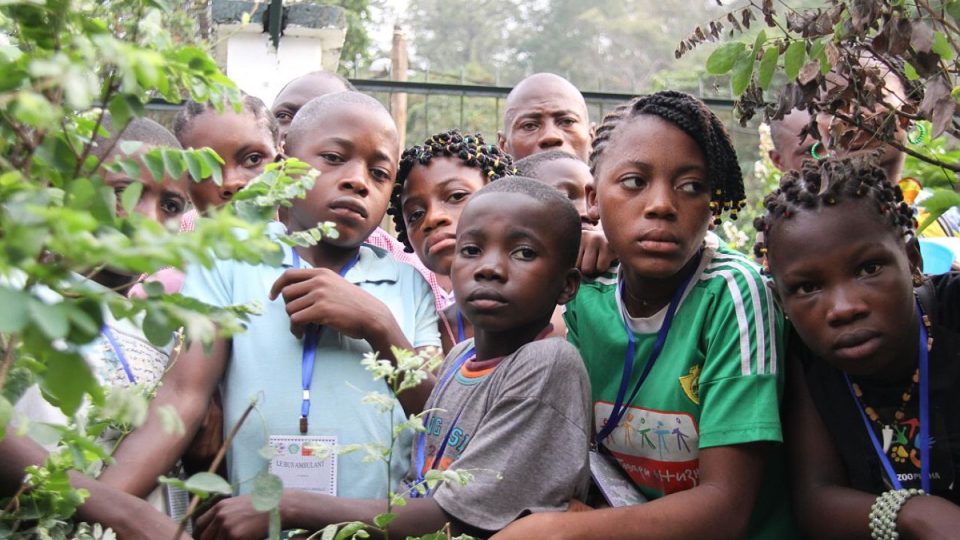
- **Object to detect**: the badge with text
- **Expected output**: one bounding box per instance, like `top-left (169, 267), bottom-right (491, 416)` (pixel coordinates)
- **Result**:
top-left (268, 435), bottom-right (337, 495)
top-left (589, 450), bottom-right (648, 507)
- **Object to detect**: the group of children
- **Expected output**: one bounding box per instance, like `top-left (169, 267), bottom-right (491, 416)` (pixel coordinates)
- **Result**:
top-left (3, 59), bottom-right (960, 540)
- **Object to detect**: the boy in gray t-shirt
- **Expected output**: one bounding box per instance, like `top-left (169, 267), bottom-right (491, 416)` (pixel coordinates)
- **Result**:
top-left (191, 177), bottom-right (591, 539)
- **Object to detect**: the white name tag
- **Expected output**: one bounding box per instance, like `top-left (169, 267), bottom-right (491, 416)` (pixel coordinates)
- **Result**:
top-left (589, 450), bottom-right (647, 507)
top-left (268, 435), bottom-right (338, 495)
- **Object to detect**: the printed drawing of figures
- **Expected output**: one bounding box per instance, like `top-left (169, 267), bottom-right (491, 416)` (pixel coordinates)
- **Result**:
top-left (622, 411), bottom-right (636, 447)
top-left (654, 421), bottom-right (671, 459)
top-left (673, 424), bottom-right (691, 452)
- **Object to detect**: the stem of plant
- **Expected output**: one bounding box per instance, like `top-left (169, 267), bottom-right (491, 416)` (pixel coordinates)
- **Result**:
top-left (831, 110), bottom-right (960, 172)
top-left (172, 399), bottom-right (257, 540)
top-left (0, 334), bottom-right (20, 393)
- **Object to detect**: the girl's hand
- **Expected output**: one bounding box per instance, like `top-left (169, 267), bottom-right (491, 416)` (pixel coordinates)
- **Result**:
top-left (577, 226), bottom-right (616, 277)
top-left (270, 268), bottom-right (392, 341)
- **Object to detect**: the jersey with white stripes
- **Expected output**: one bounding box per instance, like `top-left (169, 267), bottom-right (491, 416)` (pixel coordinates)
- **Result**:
top-left (565, 235), bottom-right (786, 500)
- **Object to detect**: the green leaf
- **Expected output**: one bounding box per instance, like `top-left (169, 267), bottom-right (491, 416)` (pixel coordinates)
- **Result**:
top-left (706, 42), bottom-right (746, 75)
top-left (42, 351), bottom-right (99, 416)
top-left (184, 152), bottom-right (205, 183)
top-left (143, 150), bottom-right (166, 182)
top-left (753, 30), bottom-right (767, 53)
top-left (199, 149), bottom-right (224, 186)
top-left (28, 299), bottom-right (70, 340)
top-left (730, 49), bottom-right (755, 96)
top-left (142, 306), bottom-right (177, 347)
top-left (0, 396), bottom-right (11, 439)
top-left (320, 525), bottom-right (339, 540)
top-left (918, 189), bottom-right (960, 233)
top-left (119, 141), bottom-right (144, 156)
top-left (0, 286), bottom-right (30, 332)
top-left (333, 523), bottom-right (366, 540)
top-left (784, 40), bottom-right (805, 80)
top-left (903, 62), bottom-right (920, 81)
top-left (120, 182), bottom-right (143, 215)
top-left (184, 472), bottom-right (232, 496)
top-left (161, 148), bottom-right (186, 180)
top-left (373, 513), bottom-right (396, 528)
top-left (758, 46), bottom-right (778, 89)
top-left (251, 472), bottom-right (283, 512)
top-left (932, 31), bottom-right (954, 60)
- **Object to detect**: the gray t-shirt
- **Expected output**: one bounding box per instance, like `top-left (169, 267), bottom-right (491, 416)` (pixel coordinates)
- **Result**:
top-left (413, 337), bottom-right (592, 533)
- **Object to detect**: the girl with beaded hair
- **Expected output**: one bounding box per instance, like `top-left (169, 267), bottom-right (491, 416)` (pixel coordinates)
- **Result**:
top-left (494, 91), bottom-right (795, 539)
top-left (389, 129), bottom-right (516, 352)
top-left (754, 155), bottom-right (960, 538)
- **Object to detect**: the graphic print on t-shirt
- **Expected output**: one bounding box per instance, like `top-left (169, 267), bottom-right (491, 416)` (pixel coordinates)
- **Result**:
top-left (595, 401), bottom-right (700, 494)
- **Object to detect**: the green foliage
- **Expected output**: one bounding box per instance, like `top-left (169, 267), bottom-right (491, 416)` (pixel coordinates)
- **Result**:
top-left (0, 1), bottom-right (323, 537)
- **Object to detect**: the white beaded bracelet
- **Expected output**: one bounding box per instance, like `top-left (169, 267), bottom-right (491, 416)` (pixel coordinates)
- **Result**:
top-left (869, 488), bottom-right (926, 540)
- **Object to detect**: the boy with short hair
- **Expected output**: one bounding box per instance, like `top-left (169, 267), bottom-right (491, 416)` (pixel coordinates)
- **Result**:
top-left (99, 92), bottom-right (440, 501)
top-left (514, 150), bottom-right (615, 279)
top-left (194, 177), bottom-right (592, 539)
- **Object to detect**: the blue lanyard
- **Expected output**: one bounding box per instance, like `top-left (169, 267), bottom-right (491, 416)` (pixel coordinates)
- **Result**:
top-left (411, 344), bottom-right (476, 497)
top-left (594, 251), bottom-right (702, 446)
top-left (456, 310), bottom-right (466, 343)
top-left (101, 325), bottom-right (136, 384)
top-left (291, 247), bottom-right (360, 433)
top-left (844, 301), bottom-right (930, 492)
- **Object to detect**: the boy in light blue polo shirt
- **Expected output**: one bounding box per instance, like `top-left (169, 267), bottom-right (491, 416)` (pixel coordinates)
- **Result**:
top-left (99, 92), bottom-right (440, 503)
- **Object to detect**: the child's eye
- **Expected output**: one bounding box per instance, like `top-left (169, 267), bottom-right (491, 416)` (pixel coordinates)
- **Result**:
top-left (243, 153), bottom-right (264, 168)
top-left (619, 175), bottom-right (645, 189)
top-left (858, 262), bottom-right (883, 277)
top-left (406, 209), bottom-right (425, 225)
top-left (161, 197), bottom-right (185, 216)
top-left (558, 117), bottom-right (577, 128)
top-left (275, 111), bottom-right (293, 122)
top-left (320, 153), bottom-right (344, 164)
top-left (460, 245), bottom-right (481, 257)
top-left (370, 168), bottom-right (392, 183)
top-left (511, 246), bottom-right (537, 261)
top-left (520, 121), bottom-right (539, 132)
top-left (677, 180), bottom-right (707, 195)
top-left (791, 282), bottom-right (821, 296)
top-left (447, 191), bottom-right (470, 204)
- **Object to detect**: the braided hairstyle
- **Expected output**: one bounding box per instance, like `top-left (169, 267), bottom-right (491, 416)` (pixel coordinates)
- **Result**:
top-left (589, 90), bottom-right (745, 224)
top-left (753, 155), bottom-right (914, 266)
top-left (173, 93), bottom-right (280, 148)
top-left (388, 129), bottom-right (517, 252)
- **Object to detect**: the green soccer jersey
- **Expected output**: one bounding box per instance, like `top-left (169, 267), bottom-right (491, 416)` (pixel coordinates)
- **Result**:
top-left (565, 236), bottom-right (796, 538)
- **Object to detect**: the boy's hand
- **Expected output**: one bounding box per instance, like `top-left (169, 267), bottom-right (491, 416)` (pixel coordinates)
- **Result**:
top-left (195, 495), bottom-right (267, 540)
top-left (270, 268), bottom-right (392, 341)
top-left (577, 225), bottom-right (616, 277)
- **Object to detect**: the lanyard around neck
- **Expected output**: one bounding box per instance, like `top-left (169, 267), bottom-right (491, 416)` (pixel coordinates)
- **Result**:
top-left (456, 310), bottom-right (466, 344)
top-left (291, 247), bottom-right (361, 434)
top-left (101, 325), bottom-right (136, 384)
top-left (411, 344), bottom-right (476, 497)
top-left (594, 251), bottom-right (702, 446)
top-left (844, 301), bottom-right (931, 492)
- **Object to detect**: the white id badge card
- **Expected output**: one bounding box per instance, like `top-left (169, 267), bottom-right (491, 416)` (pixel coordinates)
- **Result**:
top-left (589, 450), bottom-right (647, 507)
top-left (268, 435), bottom-right (337, 495)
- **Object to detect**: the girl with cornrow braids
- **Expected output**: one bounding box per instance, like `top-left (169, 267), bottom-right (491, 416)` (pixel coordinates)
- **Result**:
top-left (494, 91), bottom-right (796, 540)
top-left (389, 129), bottom-right (516, 352)
top-left (758, 156), bottom-right (960, 539)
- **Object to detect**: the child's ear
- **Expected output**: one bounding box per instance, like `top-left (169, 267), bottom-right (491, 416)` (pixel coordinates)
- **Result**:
top-left (585, 183), bottom-right (600, 223)
top-left (556, 268), bottom-right (581, 306)
top-left (589, 121), bottom-right (597, 142)
top-left (274, 151), bottom-right (286, 163)
top-left (497, 131), bottom-right (508, 154)
top-left (906, 236), bottom-right (923, 275)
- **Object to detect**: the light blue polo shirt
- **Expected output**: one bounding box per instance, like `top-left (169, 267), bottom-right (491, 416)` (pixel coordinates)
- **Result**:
top-left (181, 223), bottom-right (440, 498)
